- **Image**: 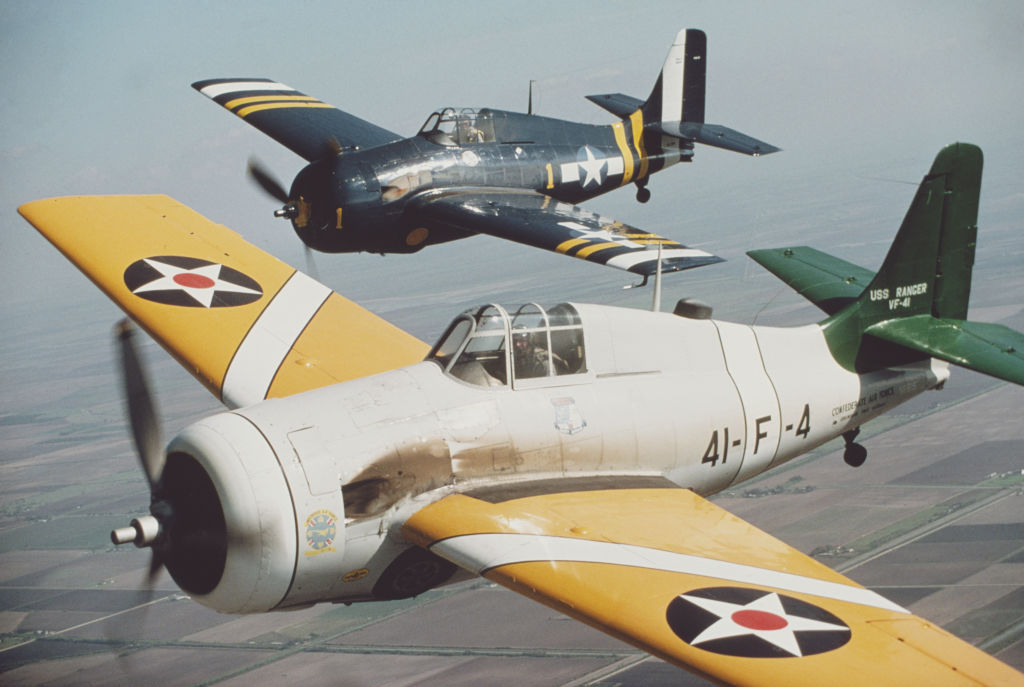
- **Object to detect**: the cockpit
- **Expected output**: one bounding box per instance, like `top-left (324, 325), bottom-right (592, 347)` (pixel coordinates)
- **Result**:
top-left (418, 107), bottom-right (496, 146)
top-left (428, 303), bottom-right (587, 388)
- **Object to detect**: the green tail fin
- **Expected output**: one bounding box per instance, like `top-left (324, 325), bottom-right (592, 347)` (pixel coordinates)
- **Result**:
top-left (817, 143), bottom-right (1024, 384)
top-left (855, 142), bottom-right (981, 324)
top-left (748, 143), bottom-right (981, 320)
top-left (751, 143), bottom-right (1024, 384)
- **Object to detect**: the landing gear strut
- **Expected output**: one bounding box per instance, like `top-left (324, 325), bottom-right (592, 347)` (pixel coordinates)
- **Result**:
top-left (842, 427), bottom-right (867, 467)
top-left (635, 181), bottom-right (651, 203)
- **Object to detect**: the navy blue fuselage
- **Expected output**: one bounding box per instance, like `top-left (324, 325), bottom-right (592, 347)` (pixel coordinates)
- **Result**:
top-left (289, 108), bottom-right (688, 253)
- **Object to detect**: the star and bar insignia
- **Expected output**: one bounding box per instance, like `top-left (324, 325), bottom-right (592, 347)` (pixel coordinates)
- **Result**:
top-left (666, 586), bottom-right (852, 658)
top-left (123, 256), bottom-right (263, 308)
top-left (559, 145), bottom-right (625, 189)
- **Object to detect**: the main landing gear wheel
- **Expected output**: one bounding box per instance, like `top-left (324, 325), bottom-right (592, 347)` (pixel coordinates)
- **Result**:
top-left (842, 427), bottom-right (867, 468)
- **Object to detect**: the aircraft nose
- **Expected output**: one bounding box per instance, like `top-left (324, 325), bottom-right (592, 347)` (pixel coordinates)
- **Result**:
top-left (288, 160), bottom-right (337, 243)
top-left (165, 412), bottom-right (296, 613)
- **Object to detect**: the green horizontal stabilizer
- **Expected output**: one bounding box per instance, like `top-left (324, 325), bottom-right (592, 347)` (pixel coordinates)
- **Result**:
top-left (746, 246), bottom-right (875, 315)
top-left (868, 315), bottom-right (1024, 385)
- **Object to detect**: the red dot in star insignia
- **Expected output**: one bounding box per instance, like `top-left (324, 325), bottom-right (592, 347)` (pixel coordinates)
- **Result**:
top-left (173, 273), bottom-right (216, 289)
top-left (731, 609), bottom-right (788, 631)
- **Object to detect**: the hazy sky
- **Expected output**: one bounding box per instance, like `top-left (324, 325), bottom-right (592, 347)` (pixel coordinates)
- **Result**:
top-left (2, 0), bottom-right (1023, 327)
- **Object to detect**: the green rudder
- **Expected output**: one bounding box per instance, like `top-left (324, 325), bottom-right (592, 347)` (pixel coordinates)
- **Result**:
top-left (823, 143), bottom-right (983, 370)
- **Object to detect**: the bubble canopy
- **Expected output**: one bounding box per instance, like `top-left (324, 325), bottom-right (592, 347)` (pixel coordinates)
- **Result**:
top-left (427, 303), bottom-right (587, 387)
top-left (417, 107), bottom-right (496, 146)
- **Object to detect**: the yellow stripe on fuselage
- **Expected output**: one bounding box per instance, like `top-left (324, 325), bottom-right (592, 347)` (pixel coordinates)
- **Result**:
top-left (237, 102), bottom-right (335, 118)
top-left (224, 94), bottom-right (319, 111)
top-left (611, 122), bottom-right (634, 185)
top-left (629, 110), bottom-right (650, 180)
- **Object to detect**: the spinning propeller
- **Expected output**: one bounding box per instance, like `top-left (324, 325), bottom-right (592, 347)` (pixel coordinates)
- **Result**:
top-left (110, 320), bottom-right (165, 582)
top-left (247, 159), bottom-right (290, 207)
top-left (246, 158), bottom-right (320, 279)
top-left (109, 320), bottom-right (227, 593)
top-left (247, 132), bottom-right (341, 217)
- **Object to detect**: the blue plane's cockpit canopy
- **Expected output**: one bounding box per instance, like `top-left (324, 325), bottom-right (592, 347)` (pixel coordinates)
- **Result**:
top-left (418, 108), bottom-right (497, 146)
top-left (428, 303), bottom-right (587, 387)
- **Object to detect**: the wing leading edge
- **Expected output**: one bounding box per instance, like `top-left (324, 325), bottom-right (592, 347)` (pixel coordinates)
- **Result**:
top-left (409, 189), bottom-right (723, 276)
top-left (403, 488), bottom-right (1022, 687)
top-left (19, 195), bottom-right (428, 408)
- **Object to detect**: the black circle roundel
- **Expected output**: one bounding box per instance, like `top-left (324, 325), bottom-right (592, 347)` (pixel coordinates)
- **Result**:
top-left (123, 256), bottom-right (262, 308)
top-left (666, 586), bottom-right (852, 658)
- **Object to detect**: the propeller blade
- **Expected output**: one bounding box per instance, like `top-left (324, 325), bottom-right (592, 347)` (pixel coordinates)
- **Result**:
top-left (147, 549), bottom-right (164, 585)
top-left (115, 319), bottom-right (164, 489)
top-left (247, 158), bottom-right (289, 204)
top-left (103, 559), bottom-right (160, 652)
top-left (325, 135), bottom-right (342, 157)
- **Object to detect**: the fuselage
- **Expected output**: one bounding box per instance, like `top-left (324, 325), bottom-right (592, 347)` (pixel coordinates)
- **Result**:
top-left (289, 108), bottom-right (688, 253)
top-left (165, 302), bottom-right (948, 614)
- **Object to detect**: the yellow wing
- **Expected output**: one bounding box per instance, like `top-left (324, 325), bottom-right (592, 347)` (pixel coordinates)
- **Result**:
top-left (404, 489), bottom-right (1022, 687)
top-left (19, 195), bottom-right (428, 407)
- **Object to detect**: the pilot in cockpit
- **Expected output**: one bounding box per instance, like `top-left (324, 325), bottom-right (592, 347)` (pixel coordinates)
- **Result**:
top-left (513, 329), bottom-right (567, 379)
top-left (456, 116), bottom-right (484, 144)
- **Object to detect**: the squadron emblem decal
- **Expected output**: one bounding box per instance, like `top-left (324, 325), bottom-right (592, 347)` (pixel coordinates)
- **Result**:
top-left (304, 509), bottom-right (338, 557)
top-left (666, 587), bottom-right (851, 658)
top-left (552, 397), bottom-right (587, 435)
top-left (124, 256), bottom-right (263, 308)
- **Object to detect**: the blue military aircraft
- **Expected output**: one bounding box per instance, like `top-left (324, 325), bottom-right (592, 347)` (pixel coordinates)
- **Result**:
top-left (193, 29), bottom-right (778, 278)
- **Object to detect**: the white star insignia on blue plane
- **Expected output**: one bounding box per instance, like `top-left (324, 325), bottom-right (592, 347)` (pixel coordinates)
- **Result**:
top-left (577, 146), bottom-right (606, 188)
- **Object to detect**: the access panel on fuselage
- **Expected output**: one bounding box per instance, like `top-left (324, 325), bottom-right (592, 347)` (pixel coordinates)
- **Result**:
top-left (751, 324), bottom-right (863, 467)
top-left (576, 306), bottom-right (746, 493)
top-left (712, 321), bottom-right (782, 485)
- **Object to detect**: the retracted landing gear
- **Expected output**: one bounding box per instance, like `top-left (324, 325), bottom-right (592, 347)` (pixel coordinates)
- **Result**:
top-left (635, 180), bottom-right (651, 203)
top-left (842, 427), bottom-right (867, 467)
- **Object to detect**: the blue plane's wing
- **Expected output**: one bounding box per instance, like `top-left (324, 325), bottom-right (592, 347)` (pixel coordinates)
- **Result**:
top-left (409, 188), bottom-right (722, 277)
top-left (193, 78), bottom-right (401, 161)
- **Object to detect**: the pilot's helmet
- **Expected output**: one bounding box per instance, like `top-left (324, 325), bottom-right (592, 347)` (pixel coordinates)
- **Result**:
top-left (512, 328), bottom-right (531, 350)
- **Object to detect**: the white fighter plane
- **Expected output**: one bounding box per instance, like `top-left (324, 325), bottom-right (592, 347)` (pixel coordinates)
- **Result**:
top-left (19, 143), bottom-right (1024, 685)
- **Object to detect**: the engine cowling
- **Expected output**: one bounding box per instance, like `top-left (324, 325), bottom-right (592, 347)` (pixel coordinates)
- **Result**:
top-left (160, 366), bottom-right (458, 613)
top-left (288, 157), bottom-right (384, 253)
top-left (164, 412), bottom-right (300, 613)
